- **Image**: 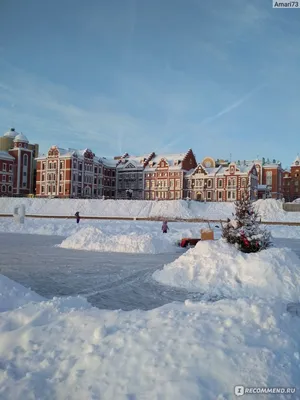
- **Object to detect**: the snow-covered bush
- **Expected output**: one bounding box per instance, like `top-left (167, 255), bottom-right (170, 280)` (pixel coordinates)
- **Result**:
top-left (222, 194), bottom-right (271, 253)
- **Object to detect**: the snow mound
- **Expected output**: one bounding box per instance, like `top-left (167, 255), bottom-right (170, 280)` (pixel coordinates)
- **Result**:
top-left (153, 239), bottom-right (300, 302)
top-left (58, 226), bottom-right (175, 254)
top-left (253, 199), bottom-right (286, 221)
top-left (0, 274), bottom-right (44, 312)
top-left (1, 275), bottom-right (300, 399)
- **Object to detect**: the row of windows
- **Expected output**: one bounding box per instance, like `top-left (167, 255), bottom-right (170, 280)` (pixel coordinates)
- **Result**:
top-left (2, 175), bottom-right (12, 183)
top-left (1, 163), bottom-right (13, 172)
top-left (145, 172), bottom-right (181, 178)
top-left (0, 185), bottom-right (12, 193)
top-left (145, 191), bottom-right (182, 200)
top-left (145, 179), bottom-right (181, 189)
top-left (187, 178), bottom-right (249, 189)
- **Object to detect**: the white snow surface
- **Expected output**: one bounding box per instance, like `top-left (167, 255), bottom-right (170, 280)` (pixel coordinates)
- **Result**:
top-left (59, 226), bottom-right (175, 254)
top-left (0, 216), bottom-right (299, 240)
top-left (0, 197), bottom-right (298, 221)
top-left (153, 239), bottom-right (300, 302)
top-left (1, 274), bottom-right (300, 400)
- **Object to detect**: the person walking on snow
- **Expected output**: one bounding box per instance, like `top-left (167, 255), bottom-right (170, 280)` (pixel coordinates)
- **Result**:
top-left (75, 211), bottom-right (80, 224)
top-left (162, 220), bottom-right (169, 233)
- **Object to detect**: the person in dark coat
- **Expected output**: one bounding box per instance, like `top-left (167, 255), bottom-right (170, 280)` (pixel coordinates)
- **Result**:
top-left (162, 220), bottom-right (169, 233)
top-left (75, 211), bottom-right (80, 224)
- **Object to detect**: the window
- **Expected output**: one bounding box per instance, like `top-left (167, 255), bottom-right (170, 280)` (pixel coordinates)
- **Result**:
top-left (218, 191), bottom-right (222, 200)
top-left (23, 154), bottom-right (28, 166)
top-left (42, 163), bottom-right (45, 170)
top-left (23, 172), bottom-right (27, 177)
top-left (241, 178), bottom-right (247, 188)
top-left (218, 180), bottom-right (223, 188)
top-left (41, 186), bottom-right (45, 193)
top-left (9, 164), bottom-right (12, 172)
top-left (266, 171), bottom-right (272, 186)
top-left (59, 185), bottom-right (63, 192)
top-left (176, 179), bottom-right (180, 188)
top-left (42, 174), bottom-right (45, 181)
top-left (145, 192), bottom-right (150, 200)
top-left (8, 186), bottom-right (12, 192)
top-left (169, 191), bottom-right (174, 199)
top-left (22, 182), bottom-right (27, 188)
top-left (2, 185), bottom-right (6, 192)
top-left (176, 191), bottom-right (180, 199)
top-left (2, 176), bottom-right (6, 182)
top-left (207, 179), bottom-right (212, 188)
top-left (3, 163), bottom-right (6, 171)
top-left (207, 191), bottom-right (211, 199)
top-left (146, 180), bottom-right (150, 189)
top-left (8, 176), bottom-right (12, 182)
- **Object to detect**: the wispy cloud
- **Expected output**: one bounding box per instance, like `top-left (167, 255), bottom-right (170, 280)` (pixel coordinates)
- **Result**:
top-left (199, 84), bottom-right (265, 126)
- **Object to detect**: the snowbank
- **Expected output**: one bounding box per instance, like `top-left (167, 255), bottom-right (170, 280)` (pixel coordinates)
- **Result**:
top-left (0, 197), bottom-right (298, 222)
top-left (153, 239), bottom-right (300, 302)
top-left (1, 274), bottom-right (300, 400)
top-left (0, 274), bottom-right (43, 312)
top-left (58, 226), bottom-right (176, 254)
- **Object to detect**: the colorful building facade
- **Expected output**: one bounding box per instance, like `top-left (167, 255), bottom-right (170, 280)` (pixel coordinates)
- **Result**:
top-left (35, 146), bottom-right (116, 198)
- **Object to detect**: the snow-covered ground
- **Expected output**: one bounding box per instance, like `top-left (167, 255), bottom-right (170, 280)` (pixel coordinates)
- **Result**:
top-left (0, 216), bottom-right (300, 241)
top-left (1, 209), bottom-right (300, 399)
top-left (1, 197), bottom-right (299, 222)
top-left (0, 273), bottom-right (300, 400)
top-left (153, 239), bottom-right (300, 302)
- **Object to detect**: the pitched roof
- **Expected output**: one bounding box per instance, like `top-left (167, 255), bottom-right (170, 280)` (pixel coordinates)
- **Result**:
top-left (0, 151), bottom-right (14, 161)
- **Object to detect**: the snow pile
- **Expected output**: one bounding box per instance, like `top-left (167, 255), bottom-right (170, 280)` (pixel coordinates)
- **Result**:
top-left (1, 273), bottom-right (300, 400)
top-left (58, 226), bottom-right (175, 254)
top-left (253, 199), bottom-right (287, 222)
top-left (153, 239), bottom-right (300, 302)
top-left (0, 274), bottom-right (43, 312)
top-left (0, 197), bottom-right (298, 222)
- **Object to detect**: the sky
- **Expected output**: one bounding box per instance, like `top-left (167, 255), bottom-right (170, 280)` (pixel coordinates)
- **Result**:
top-left (0, 0), bottom-right (299, 168)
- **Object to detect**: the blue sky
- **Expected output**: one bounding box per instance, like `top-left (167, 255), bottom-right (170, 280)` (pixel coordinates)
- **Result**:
top-left (0, 0), bottom-right (299, 168)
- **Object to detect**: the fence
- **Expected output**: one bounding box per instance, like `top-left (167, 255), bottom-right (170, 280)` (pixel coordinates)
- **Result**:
top-left (283, 203), bottom-right (300, 212)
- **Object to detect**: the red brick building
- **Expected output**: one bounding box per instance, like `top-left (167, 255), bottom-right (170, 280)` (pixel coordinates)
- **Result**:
top-left (0, 128), bottom-right (38, 196)
top-left (144, 149), bottom-right (197, 200)
top-left (185, 157), bottom-right (258, 202)
top-left (0, 151), bottom-right (14, 196)
top-left (283, 156), bottom-right (300, 202)
top-left (35, 146), bottom-right (116, 198)
top-left (244, 158), bottom-right (283, 199)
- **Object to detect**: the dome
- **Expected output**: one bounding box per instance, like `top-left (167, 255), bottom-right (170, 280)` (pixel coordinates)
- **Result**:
top-left (3, 128), bottom-right (18, 138)
top-left (14, 133), bottom-right (29, 143)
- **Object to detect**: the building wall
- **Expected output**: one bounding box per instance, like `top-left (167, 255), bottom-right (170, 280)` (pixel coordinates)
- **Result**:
top-left (0, 158), bottom-right (14, 196)
top-left (35, 147), bottom-right (116, 198)
top-left (9, 147), bottom-right (33, 196)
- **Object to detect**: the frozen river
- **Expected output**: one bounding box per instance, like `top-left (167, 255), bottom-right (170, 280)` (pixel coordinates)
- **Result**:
top-left (1, 233), bottom-right (299, 311)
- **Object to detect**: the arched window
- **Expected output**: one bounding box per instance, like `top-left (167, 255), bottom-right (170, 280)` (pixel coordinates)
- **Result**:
top-left (23, 154), bottom-right (28, 166)
top-left (2, 185), bottom-right (6, 192)
top-left (8, 186), bottom-right (12, 192)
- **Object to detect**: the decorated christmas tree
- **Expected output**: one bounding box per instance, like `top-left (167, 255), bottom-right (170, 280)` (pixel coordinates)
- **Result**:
top-left (222, 194), bottom-right (271, 253)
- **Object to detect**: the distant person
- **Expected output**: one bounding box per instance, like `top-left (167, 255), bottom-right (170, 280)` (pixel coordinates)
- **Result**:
top-left (162, 220), bottom-right (169, 233)
top-left (75, 211), bottom-right (80, 224)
